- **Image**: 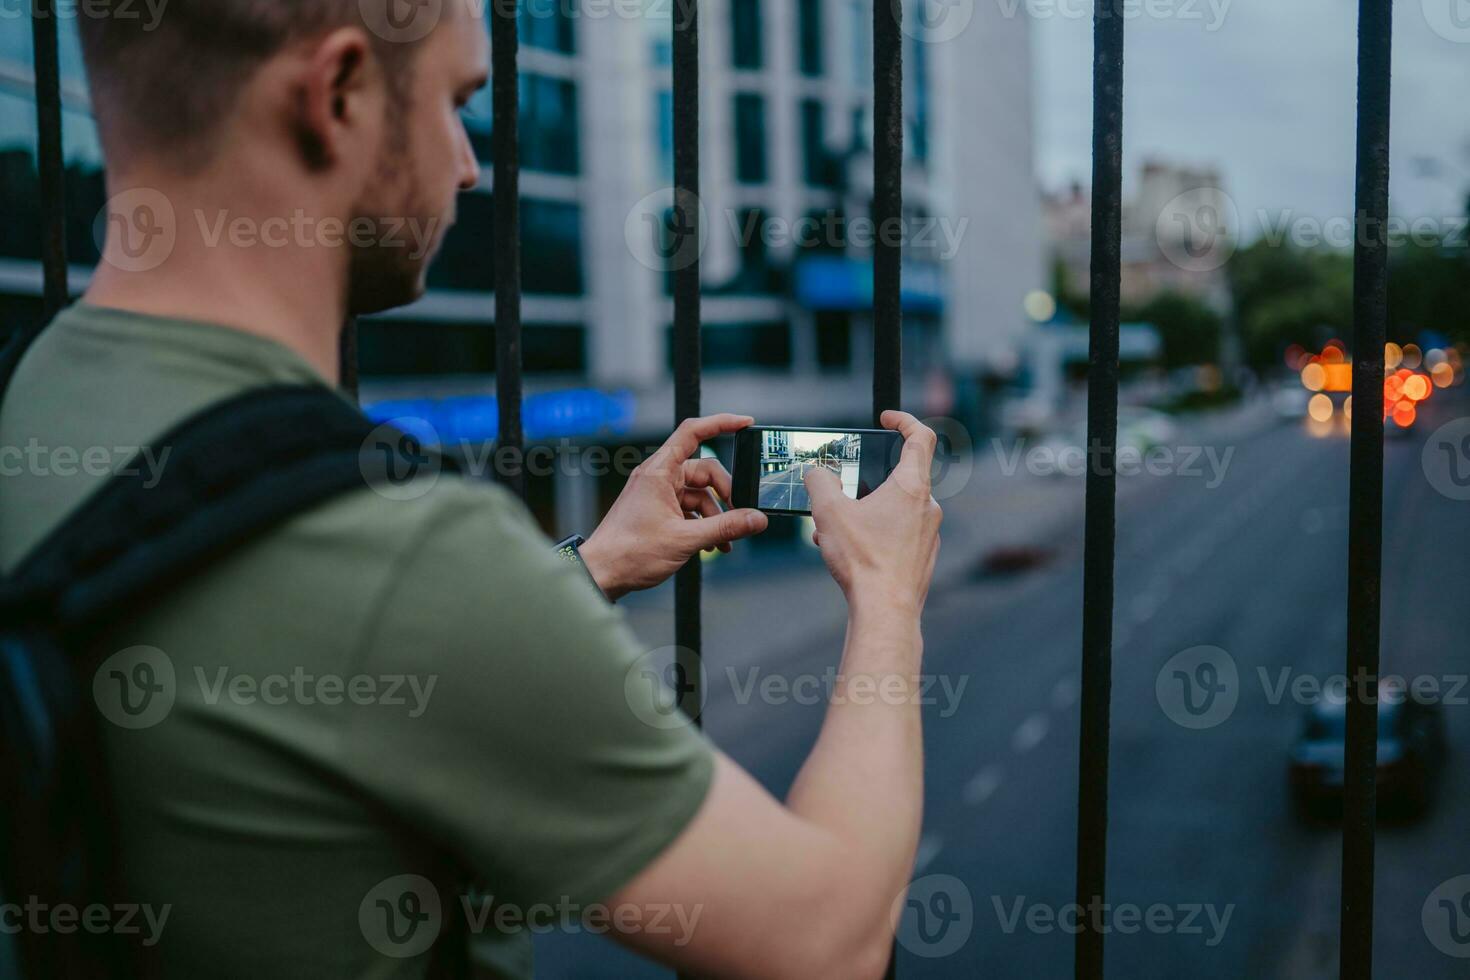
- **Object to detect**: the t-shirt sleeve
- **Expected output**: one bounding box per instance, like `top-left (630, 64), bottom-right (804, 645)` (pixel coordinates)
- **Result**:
top-left (337, 480), bottom-right (714, 908)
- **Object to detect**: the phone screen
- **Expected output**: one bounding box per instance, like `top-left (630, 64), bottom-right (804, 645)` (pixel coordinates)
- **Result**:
top-left (733, 426), bottom-right (901, 516)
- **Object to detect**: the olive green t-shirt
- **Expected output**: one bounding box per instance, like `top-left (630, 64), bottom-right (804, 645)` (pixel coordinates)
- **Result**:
top-left (0, 305), bottom-right (713, 978)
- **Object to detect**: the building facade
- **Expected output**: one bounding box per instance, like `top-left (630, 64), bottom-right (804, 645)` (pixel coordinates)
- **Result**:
top-left (0, 1), bottom-right (1043, 533)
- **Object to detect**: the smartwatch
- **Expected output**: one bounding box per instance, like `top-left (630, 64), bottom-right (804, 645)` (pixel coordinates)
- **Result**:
top-left (552, 533), bottom-right (609, 601)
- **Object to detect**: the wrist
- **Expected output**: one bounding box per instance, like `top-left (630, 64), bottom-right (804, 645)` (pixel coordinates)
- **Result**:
top-left (845, 580), bottom-right (924, 626)
top-left (577, 534), bottom-right (628, 601)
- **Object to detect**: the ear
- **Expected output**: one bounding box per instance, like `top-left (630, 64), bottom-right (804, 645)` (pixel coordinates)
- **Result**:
top-left (293, 27), bottom-right (381, 170)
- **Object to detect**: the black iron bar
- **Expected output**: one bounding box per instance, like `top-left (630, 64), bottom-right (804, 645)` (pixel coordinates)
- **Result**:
top-left (874, 3), bottom-right (903, 977)
top-left (1339, 1), bottom-right (1392, 976)
top-left (31, 0), bottom-right (67, 319)
top-left (492, 0), bottom-right (525, 498)
top-left (1074, 3), bottom-right (1124, 977)
top-left (671, 0), bottom-right (702, 737)
top-left (872, 0), bottom-right (902, 423)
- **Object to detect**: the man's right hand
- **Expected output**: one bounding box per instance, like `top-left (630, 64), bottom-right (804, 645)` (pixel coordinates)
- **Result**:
top-left (803, 410), bottom-right (943, 616)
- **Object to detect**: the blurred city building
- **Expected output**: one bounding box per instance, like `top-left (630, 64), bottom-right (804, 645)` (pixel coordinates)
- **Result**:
top-left (0, 2), bottom-right (1044, 532)
top-left (1045, 160), bottom-right (1233, 314)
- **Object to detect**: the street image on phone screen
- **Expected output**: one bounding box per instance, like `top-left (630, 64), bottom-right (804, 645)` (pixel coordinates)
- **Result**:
top-left (732, 426), bottom-right (902, 516)
top-left (757, 430), bottom-right (862, 512)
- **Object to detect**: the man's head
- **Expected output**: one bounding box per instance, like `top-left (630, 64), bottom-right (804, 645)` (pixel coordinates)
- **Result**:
top-left (79, 0), bottom-right (487, 314)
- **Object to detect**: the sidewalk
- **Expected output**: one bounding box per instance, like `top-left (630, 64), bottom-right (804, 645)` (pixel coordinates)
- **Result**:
top-left (617, 394), bottom-right (1281, 676)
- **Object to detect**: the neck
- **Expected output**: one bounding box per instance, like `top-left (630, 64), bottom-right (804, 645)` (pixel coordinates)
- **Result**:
top-left (84, 171), bottom-right (351, 385)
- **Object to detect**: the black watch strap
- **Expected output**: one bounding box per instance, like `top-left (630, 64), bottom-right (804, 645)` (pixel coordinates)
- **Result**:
top-left (552, 534), bottom-right (609, 602)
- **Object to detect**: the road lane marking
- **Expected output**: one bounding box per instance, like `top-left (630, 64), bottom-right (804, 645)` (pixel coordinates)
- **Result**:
top-left (1051, 674), bottom-right (1080, 710)
top-left (1011, 713), bottom-right (1049, 754)
top-left (914, 832), bottom-right (944, 873)
top-left (963, 765), bottom-right (1004, 806)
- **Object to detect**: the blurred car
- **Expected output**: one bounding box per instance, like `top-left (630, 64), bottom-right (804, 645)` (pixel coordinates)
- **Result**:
top-left (1034, 408), bottom-right (1179, 477)
top-left (1289, 684), bottom-right (1446, 818)
top-left (1272, 382), bottom-right (1311, 420)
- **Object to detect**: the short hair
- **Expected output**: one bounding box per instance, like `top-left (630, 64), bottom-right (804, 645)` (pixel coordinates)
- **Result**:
top-left (77, 1), bottom-right (423, 167)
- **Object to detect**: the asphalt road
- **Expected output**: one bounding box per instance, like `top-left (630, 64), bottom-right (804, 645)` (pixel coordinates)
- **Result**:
top-left (758, 459), bottom-right (838, 512)
top-left (536, 390), bottom-right (1470, 978)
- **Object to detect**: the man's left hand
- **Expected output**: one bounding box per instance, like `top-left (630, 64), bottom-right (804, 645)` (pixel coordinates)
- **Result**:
top-left (579, 414), bottom-right (768, 600)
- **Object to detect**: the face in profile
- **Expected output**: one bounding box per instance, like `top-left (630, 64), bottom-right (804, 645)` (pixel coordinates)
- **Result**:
top-left (346, 1), bottom-right (487, 315)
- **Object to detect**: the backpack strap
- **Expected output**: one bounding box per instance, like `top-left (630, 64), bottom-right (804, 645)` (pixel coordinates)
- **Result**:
top-left (1, 383), bottom-right (456, 644)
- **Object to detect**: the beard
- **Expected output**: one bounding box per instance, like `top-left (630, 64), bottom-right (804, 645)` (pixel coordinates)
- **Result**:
top-left (344, 113), bottom-right (444, 316)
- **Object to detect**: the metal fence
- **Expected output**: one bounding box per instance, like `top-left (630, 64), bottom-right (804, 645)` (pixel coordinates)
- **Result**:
top-left (24, 0), bottom-right (1394, 977)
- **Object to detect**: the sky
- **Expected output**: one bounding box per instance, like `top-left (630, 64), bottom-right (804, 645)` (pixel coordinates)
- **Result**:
top-left (1030, 0), bottom-right (1470, 241)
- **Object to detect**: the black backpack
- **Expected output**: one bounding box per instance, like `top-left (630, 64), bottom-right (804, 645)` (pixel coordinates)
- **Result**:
top-left (0, 325), bottom-right (462, 978)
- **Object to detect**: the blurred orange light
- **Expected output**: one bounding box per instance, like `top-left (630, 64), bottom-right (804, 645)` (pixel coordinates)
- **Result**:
top-left (1301, 363), bottom-right (1326, 391)
top-left (1344, 396), bottom-right (1353, 421)
top-left (1432, 362), bottom-right (1455, 387)
top-left (1384, 342), bottom-right (1403, 370)
top-left (1321, 345), bottom-right (1346, 365)
top-left (1308, 394), bottom-right (1334, 422)
top-left (1392, 401), bottom-right (1417, 427)
top-left (1402, 344), bottom-right (1423, 370)
top-left (1385, 375), bottom-right (1404, 401)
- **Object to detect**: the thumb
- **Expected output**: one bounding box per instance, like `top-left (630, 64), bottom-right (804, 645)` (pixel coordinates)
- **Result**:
top-left (682, 507), bottom-right (767, 552)
top-left (803, 465), bottom-right (845, 516)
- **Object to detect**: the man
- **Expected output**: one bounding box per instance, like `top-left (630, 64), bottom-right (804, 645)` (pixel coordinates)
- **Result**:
top-left (0, 1), bottom-right (942, 977)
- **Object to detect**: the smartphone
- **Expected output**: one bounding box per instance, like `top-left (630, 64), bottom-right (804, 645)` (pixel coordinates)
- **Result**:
top-left (732, 426), bottom-right (903, 516)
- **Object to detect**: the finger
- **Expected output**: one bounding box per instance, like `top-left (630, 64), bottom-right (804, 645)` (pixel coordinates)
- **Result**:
top-left (681, 487), bottom-right (724, 519)
top-left (803, 465), bottom-right (846, 520)
top-left (680, 507), bottom-right (766, 552)
top-left (656, 414), bottom-right (755, 467)
top-left (682, 457), bottom-right (734, 503)
top-left (880, 409), bottom-right (937, 494)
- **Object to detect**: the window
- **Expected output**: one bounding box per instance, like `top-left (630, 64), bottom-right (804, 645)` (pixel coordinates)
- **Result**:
top-left (467, 74), bottom-right (579, 176)
top-left (910, 34), bottom-right (930, 164)
top-left (815, 311), bottom-right (852, 368)
top-left (798, 0), bottom-right (823, 77)
top-left (428, 195), bottom-right (584, 296)
top-left (356, 321), bottom-right (587, 377)
top-left (519, 2), bottom-right (574, 53)
top-left (730, 0), bottom-right (762, 69)
top-left (733, 93), bottom-right (767, 184)
top-left (655, 90), bottom-right (673, 178)
top-left (668, 321), bottom-right (791, 370)
top-left (801, 99), bottom-right (837, 188)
